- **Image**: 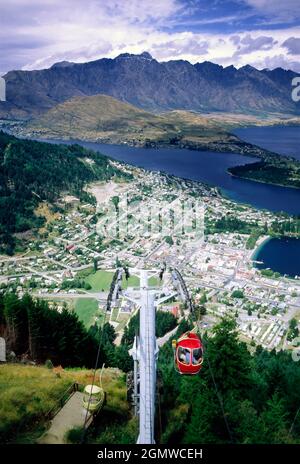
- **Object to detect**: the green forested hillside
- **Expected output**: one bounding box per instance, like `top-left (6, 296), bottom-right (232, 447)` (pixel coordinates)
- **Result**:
top-left (1, 293), bottom-right (300, 444)
top-left (0, 364), bottom-right (130, 444)
top-left (228, 160), bottom-right (300, 189)
top-left (0, 132), bottom-right (128, 254)
top-left (158, 318), bottom-right (300, 444)
top-left (121, 310), bottom-right (177, 346)
top-left (0, 293), bottom-right (177, 371)
top-left (0, 293), bottom-right (133, 371)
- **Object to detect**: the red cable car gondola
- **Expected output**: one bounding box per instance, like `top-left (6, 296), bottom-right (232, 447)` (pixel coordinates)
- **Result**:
top-left (173, 332), bottom-right (203, 375)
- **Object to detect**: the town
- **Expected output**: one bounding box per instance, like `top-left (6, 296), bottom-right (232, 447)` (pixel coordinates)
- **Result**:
top-left (1, 160), bottom-right (299, 353)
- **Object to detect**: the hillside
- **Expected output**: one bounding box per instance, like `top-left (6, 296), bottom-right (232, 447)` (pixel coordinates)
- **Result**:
top-left (0, 52), bottom-right (299, 119)
top-left (0, 364), bottom-right (132, 444)
top-left (157, 317), bottom-right (300, 444)
top-left (229, 159), bottom-right (300, 189)
top-left (2, 316), bottom-right (300, 444)
top-left (14, 94), bottom-right (235, 144)
top-left (11, 94), bottom-right (294, 159)
top-left (18, 94), bottom-right (179, 144)
top-left (0, 131), bottom-right (129, 254)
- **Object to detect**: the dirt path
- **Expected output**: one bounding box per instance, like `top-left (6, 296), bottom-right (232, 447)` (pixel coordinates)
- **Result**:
top-left (87, 180), bottom-right (127, 205)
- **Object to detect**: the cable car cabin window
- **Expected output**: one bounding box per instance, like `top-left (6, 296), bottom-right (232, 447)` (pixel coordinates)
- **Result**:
top-left (192, 348), bottom-right (203, 365)
top-left (178, 347), bottom-right (192, 365)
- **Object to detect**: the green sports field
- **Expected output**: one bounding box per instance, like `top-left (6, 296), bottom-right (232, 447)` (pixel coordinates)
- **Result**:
top-left (74, 298), bottom-right (105, 328)
top-left (84, 270), bottom-right (141, 292)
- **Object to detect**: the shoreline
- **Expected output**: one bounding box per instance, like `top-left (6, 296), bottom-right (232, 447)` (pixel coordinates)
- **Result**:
top-left (250, 235), bottom-right (272, 262)
top-left (0, 124), bottom-right (280, 159)
top-left (250, 236), bottom-right (300, 279)
top-left (4, 129), bottom-right (300, 217)
top-left (228, 171), bottom-right (300, 191)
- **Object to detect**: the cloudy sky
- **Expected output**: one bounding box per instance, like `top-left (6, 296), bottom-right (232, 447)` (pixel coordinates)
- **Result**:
top-left (1, 0), bottom-right (300, 76)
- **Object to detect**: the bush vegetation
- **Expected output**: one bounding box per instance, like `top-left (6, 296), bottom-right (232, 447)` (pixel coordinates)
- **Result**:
top-left (157, 317), bottom-right (300, 444)
top-left (0, 365), bottom-right (129, 444)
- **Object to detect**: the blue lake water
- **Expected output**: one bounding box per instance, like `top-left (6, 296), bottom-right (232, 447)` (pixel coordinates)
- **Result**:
top-left (46, 132), bottom-right (300, 215)
top-left (254, 237), bottom-right (300, 278)
top-left (234, 125), bottom-right (300, 160)
top-left (40, 127), bottom-right (300, 277)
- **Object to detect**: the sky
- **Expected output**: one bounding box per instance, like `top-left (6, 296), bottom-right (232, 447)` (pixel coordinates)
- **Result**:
top-left (1, 0), bottom-right (300, 76)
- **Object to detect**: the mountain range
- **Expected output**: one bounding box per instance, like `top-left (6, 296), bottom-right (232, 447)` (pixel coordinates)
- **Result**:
top-left (1, 52), bottom-right (299, 120)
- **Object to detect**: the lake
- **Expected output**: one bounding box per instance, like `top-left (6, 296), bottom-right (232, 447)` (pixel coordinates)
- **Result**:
top-left (46, 129), bottom-right (300, 215)
top-left (253, 237), bottom-right (300, 278)
top-left (234, 125), bottom-right (300, 160)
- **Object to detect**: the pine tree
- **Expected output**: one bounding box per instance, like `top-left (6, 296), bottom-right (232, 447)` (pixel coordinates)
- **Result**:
top-left (205, 317), bottom-right (252, 395)
top-left (4, 292), bottom-right (28, 353)
top-left (226, 397), bottom-right (265, 444)
top-left (114, 345), bottom-right (133, 372)
top-left (261, 393), bottom-right (290, 443)
top-left (183, 383), bottom-right (220, 444)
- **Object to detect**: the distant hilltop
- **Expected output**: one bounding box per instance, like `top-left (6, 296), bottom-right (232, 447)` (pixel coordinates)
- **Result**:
top-left (0, 52), bottom-right (299, 119)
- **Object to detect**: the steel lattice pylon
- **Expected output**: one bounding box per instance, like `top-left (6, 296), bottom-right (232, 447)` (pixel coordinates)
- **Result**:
top-left (129, 269), bottom-right (158, 444)
top-left (120, 266), bottom-right (189, 444)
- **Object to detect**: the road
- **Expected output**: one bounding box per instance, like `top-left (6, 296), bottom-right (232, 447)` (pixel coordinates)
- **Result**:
top-left (157, 326), bottom-right (178, 348)
top-left (36, 290), bottom-right (108, 301)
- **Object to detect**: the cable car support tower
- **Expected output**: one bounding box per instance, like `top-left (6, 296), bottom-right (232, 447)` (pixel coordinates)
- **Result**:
top-left (109, 266), bottom-right (193, 444)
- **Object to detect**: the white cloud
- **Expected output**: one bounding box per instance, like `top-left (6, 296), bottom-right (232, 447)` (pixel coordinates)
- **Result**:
top-left (282, 37), bottom-right (300, 55)
top-left (233, 34), bottom-right (277, 57)
top-left (102, 0), bottom-right (183, 23)
top-left (151, 35), bottom-right (209, 59)
top-left (252, 54), bottom-right (300, 73)
top-left (1, 0), bottom-right (300, 74)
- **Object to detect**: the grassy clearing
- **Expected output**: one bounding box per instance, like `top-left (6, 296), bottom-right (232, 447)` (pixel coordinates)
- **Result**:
top-left (149, 276), bottom-right (159, 287)
top-left (123, 275), bottom-right (139, 288)
top-left (85, 270), bottom-right (114, 291)
top-left (84, 269), bottom-right (140, 292)
top-left (35, 202), bottom-right (61, 235)
top-left (76, 267), bottom-right (94, 278)
top-left (116, 314), bottom-right (130, 332)
top-left (0, 364), bottom-right (71, 443)
top-left (0, 364), bottom-right (129, 444)
top-left (111, 306), bottom-right (119, 322)
top-left (74, 298), bottom-right (104, 329)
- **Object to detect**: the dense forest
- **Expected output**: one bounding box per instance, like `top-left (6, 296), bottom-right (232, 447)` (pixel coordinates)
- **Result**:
top-left (0, 293), bottom-right (176, 374)
top-left (0, 293), bottom-right (133, 369)
top-left (228, 160), bottom-right (300, 189)
top-left (121, 309), bottom-right (177, 346)
top-left (0, 132), bottom-right (129, 254)
top-left (157, 317), bottom-right (300, 444)
top-left (1, 292), bottom-right (300, 443)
